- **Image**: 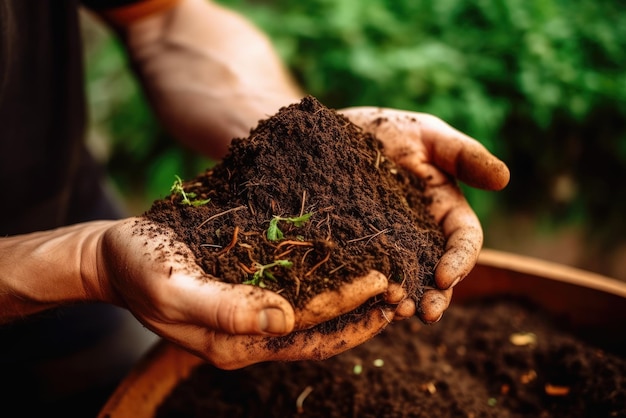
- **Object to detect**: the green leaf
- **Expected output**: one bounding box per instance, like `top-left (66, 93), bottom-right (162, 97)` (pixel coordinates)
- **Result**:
top-left (190, 198), bottom-right (211, 207)
top-left (267, 217), bottom-right (284, 241)
top-left (169, 174), bottom-right (210, 206)
top-left (267, 212), bottom-right (313, 241)
top-left (244, 259), bottom-right (293, 287)
top-left (286, 212), bottom-right (313, 227)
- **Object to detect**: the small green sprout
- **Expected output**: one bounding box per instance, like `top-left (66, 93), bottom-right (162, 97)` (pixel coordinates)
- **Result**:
top-left (244, 259), bottom-right (293, 287)
top-left (267, 213), bottom-right (313, 241)
top-left (170, 175), bottom-right (210, 207)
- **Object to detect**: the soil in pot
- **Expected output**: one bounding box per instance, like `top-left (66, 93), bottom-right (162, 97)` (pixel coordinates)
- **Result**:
top-left (155, 296), bottom-right (626, 418)
top-left (144, 95), bottom-right (445, 325)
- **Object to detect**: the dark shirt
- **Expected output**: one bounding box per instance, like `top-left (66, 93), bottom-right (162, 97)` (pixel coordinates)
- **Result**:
top-left (0, 3), bottom-right (139, 414)
top-left (0, 0), bottom-right (120, 236)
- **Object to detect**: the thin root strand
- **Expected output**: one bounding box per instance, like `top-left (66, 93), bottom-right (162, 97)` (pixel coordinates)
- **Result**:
top-left (305, 251), bottom-right (331, 277)
top-left (217, 226), bottom-right (239, 255)
top-left (195, 206), bottom-right (246, 230)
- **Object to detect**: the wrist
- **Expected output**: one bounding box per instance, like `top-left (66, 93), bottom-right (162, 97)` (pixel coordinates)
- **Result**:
top-left (119, 0), bottom-right (303, 159)
top-left (0, 221), bottom-right (118, 323)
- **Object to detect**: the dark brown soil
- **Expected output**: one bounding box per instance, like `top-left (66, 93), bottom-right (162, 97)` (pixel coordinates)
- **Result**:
top-left (144, 96), bottom-right (444, 314)
top-left (155, 297), bottom-right (626, 418)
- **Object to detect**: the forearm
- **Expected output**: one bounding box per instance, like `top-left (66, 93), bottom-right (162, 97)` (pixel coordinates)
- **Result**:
top-left (0, 221), bottom-right (116, 324)
top-left (115, 0), bottom-right (303, 159)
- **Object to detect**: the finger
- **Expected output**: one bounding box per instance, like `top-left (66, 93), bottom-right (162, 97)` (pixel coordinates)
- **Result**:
top-left (163, 272), bottom-right (296, 335)
top-left (434, 199), bottom-right (483, 290)
top-left (384, 281), bottom-right (406, 304)
top-left (419, 167), bottom-right (482, 289)
top-left (418, 288), bottom-right (452, 324)
top-left (207, 305), bottom-right (397, 369)
top-left (418, 113), bottom-right (510, 191)
top-left (392, 298), bottom-right (416, 321)
top-left (294, 270), bottom-right (387, 329)
top-left (340, 107), bottom-right (510, 191)
top-left (384, 282), bottom-right (415, 321)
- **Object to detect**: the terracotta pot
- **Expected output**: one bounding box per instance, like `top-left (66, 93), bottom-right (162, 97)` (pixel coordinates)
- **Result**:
top-left (98, 248), bottom-right (626, 418)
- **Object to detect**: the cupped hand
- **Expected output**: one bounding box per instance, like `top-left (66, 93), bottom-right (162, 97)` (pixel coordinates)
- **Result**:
top-left (340, 107), bottom-right (510, 323)
top-left (98, 217), bottom-right (398, 369)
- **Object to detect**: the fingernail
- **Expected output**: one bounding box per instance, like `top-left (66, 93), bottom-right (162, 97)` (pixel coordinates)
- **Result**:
top-left (423, 312), bottom-right (443, 324)
top-left (259, 308), bottom-right (288, 335)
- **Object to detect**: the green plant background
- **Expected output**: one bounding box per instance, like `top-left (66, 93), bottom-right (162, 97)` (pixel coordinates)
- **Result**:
top-left (81, 0), bottom-right (626, 278)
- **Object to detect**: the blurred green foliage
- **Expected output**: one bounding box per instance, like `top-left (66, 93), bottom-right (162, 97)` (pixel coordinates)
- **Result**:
top-left (83, 0), bottom-right (626, 247)
top-left (83, 24), bottom-right (212, 209)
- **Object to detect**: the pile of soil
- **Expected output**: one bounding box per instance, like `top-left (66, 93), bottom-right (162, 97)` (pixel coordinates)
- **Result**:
top-left (155, 297), bottom-right (626, 418)
top-left (144, 96), bottom-right (444, 315)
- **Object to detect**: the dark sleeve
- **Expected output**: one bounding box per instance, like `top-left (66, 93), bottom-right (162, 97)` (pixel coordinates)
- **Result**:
top-left (80, 0), bottom-right (181, 26)
top-left (81, 0), bottom-right (143, 10)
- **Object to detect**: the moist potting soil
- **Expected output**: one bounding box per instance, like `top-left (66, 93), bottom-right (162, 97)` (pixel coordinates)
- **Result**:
top-left (155, 297), bottom-right (626, 418)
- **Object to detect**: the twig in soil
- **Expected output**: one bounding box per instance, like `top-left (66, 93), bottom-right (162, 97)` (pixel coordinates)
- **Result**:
top-left (328, 263), bottom-right (346, 275)
top-left (275, 240), bottom-right (314, 249)
top-left (296, 386), bottom-right (314, 414)
top-left (305, 251), bottom-right (331, 277)
top-left (238, 243), bottom-right (258, 266)
top-left (199, 243), bottom-right (222, 248)
top-left (294, 275), bottom-right (301, 298)
top-left (195, 205), bottom-right (246, 230)
top-left (216, 226), bottom-right (239, 255)
top-left (275, 248), bottom-right (295, 259)
top-left (238, 262), bottom-right (256, 274)
top-left (315, 212), bottom-right (332, 241)
top-left (247, 200), bottom-right (256, 216)
top-left (346, 228), bottom-right (391, 244)
top-left (299, 190), bottom-right (307, 217)
top-left (301, 248), bottom-right (314, 265)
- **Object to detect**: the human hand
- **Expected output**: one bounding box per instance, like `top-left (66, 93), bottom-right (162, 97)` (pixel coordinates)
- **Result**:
top-left (99, 218), bottom-right (400, 369)
top-left (340, 107), bottom-right (510, 323)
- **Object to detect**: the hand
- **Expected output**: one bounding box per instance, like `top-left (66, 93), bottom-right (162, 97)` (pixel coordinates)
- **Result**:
top-left (99, 218), bottom-right (399, 369)
top-left (340, 107), bottom-right (510, 323)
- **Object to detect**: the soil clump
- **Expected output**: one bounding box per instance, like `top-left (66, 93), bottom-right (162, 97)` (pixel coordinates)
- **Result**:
top-left (144, 96), bottom-right (444, 315)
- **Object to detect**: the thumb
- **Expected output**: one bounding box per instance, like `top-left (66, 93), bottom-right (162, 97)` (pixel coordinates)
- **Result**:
top-left (164, 273), bottom-right (296, 335)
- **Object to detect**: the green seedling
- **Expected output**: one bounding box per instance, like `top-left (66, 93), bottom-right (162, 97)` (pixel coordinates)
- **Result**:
top-left (267, 213), bottom-right (313, 241)
top-left (170, 175), bottom-right (210, 207)
top-left (244, 259), bottom-right (293, 287)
